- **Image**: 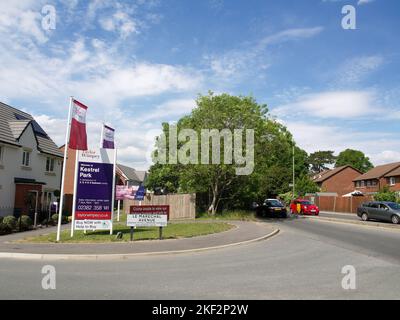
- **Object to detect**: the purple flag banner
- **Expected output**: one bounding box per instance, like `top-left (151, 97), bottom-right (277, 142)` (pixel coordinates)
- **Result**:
top-left (102, 125), bottom-right (115, 149)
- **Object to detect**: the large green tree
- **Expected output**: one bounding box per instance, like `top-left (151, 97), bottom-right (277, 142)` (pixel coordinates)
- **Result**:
top-left (308, 150), bottom-right (336, 173)
top-left (335, 149), bottom-right (373, 173)
top-left (146, 92), bottom-right (309, 214)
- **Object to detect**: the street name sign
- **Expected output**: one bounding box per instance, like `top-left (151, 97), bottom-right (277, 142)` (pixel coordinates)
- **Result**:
top-left (127, 205), bottom-right (169, 227)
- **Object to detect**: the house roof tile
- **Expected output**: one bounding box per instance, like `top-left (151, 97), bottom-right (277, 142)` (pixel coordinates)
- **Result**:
top-left (0, 101), bottom-right (63, 158)
top-left (312, 165), bottom-right (360, 183)
top-left (353, 162), bottom-right (400, 181)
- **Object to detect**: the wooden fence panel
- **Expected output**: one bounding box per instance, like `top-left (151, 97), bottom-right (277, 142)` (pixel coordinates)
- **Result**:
top-left (306, 195), bottom-right (374, 214)
top-left (123, 193), bottom-right (196, 220)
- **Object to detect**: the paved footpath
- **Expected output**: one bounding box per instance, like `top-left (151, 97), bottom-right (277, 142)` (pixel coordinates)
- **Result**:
top-left (0, 221), bottom-right (275, 257)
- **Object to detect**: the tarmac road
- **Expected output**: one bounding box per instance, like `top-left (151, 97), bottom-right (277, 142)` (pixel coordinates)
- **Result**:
top-left (0, 217), bottom-right (399, 299)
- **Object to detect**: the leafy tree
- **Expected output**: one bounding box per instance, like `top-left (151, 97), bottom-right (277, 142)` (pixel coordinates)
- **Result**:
top-left (335, 149), bottom-right (373, 173)
top-left (147, 92), bottom-right (309, 214)
top-left (308, 150), bottom-right (336, 173)
top-left (295, 174), bottom-right (320, 196)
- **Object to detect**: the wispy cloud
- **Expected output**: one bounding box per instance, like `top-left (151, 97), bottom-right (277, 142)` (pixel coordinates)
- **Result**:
top-left (334, 55), bottom-right (384, 86)
top-left (205, 27), bottom-right (324, 80)
top-left (357, 0), bottom-right (375, 5)
top-left (272, 91), bottom-right (379, 119)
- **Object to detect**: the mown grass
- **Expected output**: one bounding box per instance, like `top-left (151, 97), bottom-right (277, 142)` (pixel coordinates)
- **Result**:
top-left (197, 210), bottom-right (257, 221)
top-left (17, 218), bottom-right (234, 243)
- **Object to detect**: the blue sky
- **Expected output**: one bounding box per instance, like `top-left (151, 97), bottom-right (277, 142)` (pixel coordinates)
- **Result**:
top-left (0, 0), bottom-right (399, 169)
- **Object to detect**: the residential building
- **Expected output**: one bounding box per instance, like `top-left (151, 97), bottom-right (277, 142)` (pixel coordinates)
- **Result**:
top-left (353, 162), bottom-right (400, 193)
top-left (116, 163), bottom-right (147, 187)
top-left (0, 102), bottom-right (63, 217)
top-left (312, 165), bottom-right (363, 195)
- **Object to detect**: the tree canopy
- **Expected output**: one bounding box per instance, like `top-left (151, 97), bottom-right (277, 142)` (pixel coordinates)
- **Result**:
top-left (146, 92), bottom-right (310, 214)
top-left (335, 148), bottom-right (373, 173)
top-left (308, 150), bottom-right (336, 173)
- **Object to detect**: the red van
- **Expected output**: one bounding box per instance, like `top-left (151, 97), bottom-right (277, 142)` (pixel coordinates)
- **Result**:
top-left (290, 199), bottom-right (319, 215)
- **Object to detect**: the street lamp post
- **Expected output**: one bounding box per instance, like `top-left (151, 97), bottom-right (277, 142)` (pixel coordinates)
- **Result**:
top-left (292, 143), bottom-right (295, 197)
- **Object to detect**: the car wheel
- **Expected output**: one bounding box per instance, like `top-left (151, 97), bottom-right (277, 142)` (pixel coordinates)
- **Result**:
top-left (391, 215), bottom-right (399, 225)
top-left (361, 212), bottom-right (369, 221)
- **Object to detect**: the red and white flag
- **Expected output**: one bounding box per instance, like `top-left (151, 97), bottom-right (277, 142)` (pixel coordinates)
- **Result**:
top-left (69, 99), bottom-right (88, 150)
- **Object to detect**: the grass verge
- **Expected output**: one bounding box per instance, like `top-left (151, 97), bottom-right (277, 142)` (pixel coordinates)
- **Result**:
top-left (17, 221), bottom-right (234, 243)
top-left (197, 210), bottom-right (257, 221)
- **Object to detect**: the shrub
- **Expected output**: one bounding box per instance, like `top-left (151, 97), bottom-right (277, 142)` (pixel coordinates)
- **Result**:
top-left (0, 216), bottom-right (3, 224)
top-left (374, 186), bottom-right (397, 202)
top-left (51, 214), bottom-right (68, 224)
top-left (2, 216), bottom-right (17, 232)
top-left (17, 215), bottom-right (33, 231)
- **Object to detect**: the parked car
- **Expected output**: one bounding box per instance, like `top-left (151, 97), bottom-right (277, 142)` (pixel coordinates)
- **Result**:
top-left (290, 199), bottom-right (319, 215)
top-left (256, 199), bottom-right (287, 218)
top-left (357, 201), bottom-right (400, 224)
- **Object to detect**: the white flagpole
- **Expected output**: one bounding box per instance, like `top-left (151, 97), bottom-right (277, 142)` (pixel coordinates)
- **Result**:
top-left (56, 97), bottom-right (73, 242)
top-left (110, 147), bottom-right (117, 235)
top-left (100, 122), bottom-right (104, 149)
top-left (70, 150), bottom-right (79, 237)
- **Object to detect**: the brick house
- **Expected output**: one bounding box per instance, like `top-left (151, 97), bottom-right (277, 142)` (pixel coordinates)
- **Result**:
top-left (312, 165), bottom-right (363, 195)
top-left (0, 102), bottom-right (63, 217)
top-left (354, 162), bottom-right (400, 194)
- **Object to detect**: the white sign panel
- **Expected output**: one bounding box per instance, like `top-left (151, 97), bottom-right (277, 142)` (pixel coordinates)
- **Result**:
top-left (75, 219), bottom-right (112, 230)
top-left (127, 214), bottom-right (168, 227)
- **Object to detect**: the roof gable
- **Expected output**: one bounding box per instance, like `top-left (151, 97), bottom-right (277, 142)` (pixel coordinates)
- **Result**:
top-left (0, 102), bottom-right (63, 158)
top-left (117, 164), bottom-right (147, 182)
top-left (313, 165), bottom-right (361, 183)
top-left (354, 162), bottom-right (400, 181)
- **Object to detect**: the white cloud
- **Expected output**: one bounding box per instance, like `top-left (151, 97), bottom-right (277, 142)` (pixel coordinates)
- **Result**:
top-left (206, 27), bottom-right (323, 79)
top-left (357, 0), bottom-right (375, 5)
top-left (99, 11), bottom-right (139, 39)
top-left (141, 99), bottom-right (197, 122)
top-left (284, 121), bottom-right (400, 166)
top-left (273, 91), bottom-right (379, 119)
top-left (0, 0), bottom-right (48, 43)
top-left (334, 55), bottom-right (384, 86)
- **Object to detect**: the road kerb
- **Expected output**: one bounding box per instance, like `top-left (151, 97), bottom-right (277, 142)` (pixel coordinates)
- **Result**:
top-left (0, 228), bottom-right (280, 261)
top-left (305, 216), bottom-right (400, 232)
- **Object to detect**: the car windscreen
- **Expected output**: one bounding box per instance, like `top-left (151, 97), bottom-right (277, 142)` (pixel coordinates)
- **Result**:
top-left (300, 201), bottom-right (312, 205)
top-left (387, 203), bottom-right (400, 210)
top-left (266, 200), bottom-right (283, 207)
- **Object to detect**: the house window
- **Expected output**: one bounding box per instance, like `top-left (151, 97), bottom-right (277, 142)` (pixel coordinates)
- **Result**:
top-left (389, 177), bottom-right (396, 186)
top-left (46, 157), bottom-right (55, 172)
top-left (355, 181), bottom-right (360, 188)
top-left (366, 180), bottom-right (371, 187)
top-left (360, 181), bottom-right (365, 188)
top-left (372, 180), bottom-right (378, 186)
top-left (22, 150), bottom-right (31, 167)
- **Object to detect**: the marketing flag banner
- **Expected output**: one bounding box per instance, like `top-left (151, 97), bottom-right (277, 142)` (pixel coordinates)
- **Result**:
top-left (69, 99), bottom-right (88, 150)
top-left (74, 148), bottom-right (115, 230)
top-left (134, 185), bottom-right (146, 201)
top-left (115, 185), bottom-right (135, 201)
top-left (102, 124), bottom-right (115, 149)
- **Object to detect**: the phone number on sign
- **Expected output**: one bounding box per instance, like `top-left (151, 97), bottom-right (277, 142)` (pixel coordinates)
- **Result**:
top-left (77, 205), bottom-right (110, 211)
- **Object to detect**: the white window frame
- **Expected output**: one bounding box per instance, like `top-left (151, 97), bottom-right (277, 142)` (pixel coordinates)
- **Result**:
top-left (46, 157), bottom-right (55, 172)
top-left (389, 177), bottom-right (396, 186)
top-left (22, 150), bottom-right (31, 167)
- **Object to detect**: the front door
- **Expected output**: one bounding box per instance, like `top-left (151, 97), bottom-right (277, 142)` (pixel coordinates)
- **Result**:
top-left (14, 184), bottom-right (42, 216)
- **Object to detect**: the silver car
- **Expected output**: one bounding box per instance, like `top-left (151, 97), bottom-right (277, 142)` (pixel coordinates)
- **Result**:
top-left (357, 201), bottom-right (400, 224)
